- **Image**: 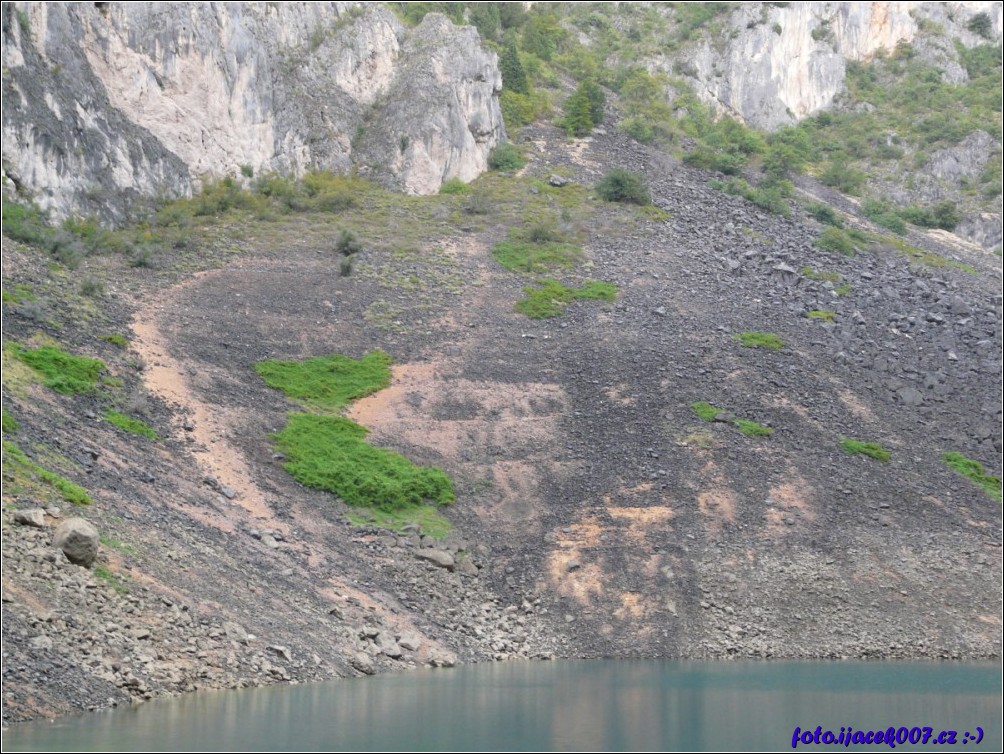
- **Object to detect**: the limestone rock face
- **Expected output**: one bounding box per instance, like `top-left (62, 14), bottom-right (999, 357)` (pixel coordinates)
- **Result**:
top-left (666, 2), bottom-right (1002, 130)
top-left (1, 2), bottom-right (505, 222)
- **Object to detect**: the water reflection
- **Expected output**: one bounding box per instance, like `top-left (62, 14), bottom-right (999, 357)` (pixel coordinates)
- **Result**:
top-left (5, 661), bottom-right (1000, 752)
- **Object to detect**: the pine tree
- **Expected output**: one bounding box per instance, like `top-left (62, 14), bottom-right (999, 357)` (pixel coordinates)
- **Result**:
top-left (499, 42), bottom-right (528, 95)
top-left (562, 88), bottom-right (594, 137)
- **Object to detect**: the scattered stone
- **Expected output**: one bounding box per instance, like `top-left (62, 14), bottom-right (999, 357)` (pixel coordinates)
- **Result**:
top-left (52, 518), bottom-right (100, 568)
top-left (13, 509), bottom-right (46, 528)
top-left (350, 652), bottom-right (375, 675)
top-left (268, 645), bottom-right (292, 663)
top-left (548, 174), bottom-right (569, 187)
top-left (415, 549), bottom-right (455, 571)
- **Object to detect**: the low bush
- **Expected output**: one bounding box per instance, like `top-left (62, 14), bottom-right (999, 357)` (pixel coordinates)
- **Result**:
top-left (488, 143), bottom-right (525, 171)
top-left (596, 169), bottom-right (651, 205)
top-left (734, 332), bottom-right (784, 350)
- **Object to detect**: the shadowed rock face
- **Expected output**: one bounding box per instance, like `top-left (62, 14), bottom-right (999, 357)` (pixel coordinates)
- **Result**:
top-left (1, 3), bottom-right (505, 222)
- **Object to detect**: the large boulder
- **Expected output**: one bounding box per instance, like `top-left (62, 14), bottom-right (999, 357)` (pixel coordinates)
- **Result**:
top-left (51, 517), bottom-right (100, 567)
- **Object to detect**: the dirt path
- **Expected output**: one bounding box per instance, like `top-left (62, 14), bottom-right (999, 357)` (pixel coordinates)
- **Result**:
top-left (130, 274), bottom-right (288, 537)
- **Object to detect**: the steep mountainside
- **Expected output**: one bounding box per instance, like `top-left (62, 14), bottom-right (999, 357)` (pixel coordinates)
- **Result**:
top-left (2, 0), bottom-right (1001, 729)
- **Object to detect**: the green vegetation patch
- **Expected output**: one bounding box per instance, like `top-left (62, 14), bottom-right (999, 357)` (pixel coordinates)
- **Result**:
top-left (94, 565), bottom-right (129, 594)
top-left (691, 401), bottom-right (722, 422)
top-left (104, 410), bottom-right (157, 440)
top-left (515, 279), bottom-right (617, 318)
top-left (734, 419), bottom-right (774, 437)
top-left (5, 343), bottom-right (104, 394)
top-left (492, 232), bottom-right (584, 274)
top-left (596, 169), bottom-right (651, 205)
top-left (807, 309), bottom-right (836, 323)
top-left (2, 408), bottom-right (18, 434)
top-left (273, 414), bottom-right (454, 512)
top-left (2, 283), bottom-right (36, 304)
top-left (734, 332), bottom-right (785, 350)
top-left (256, 350), bottom-right (391, 413)
top-left (2, 440), bottom-right (91, 505)
top-left (438, 178), bottom-right (469, 195)
top-left (488, 143), bottom-right (526, 171)
top-left (942, 452), bottom-right (1001, 503)
top-left (347, 506), bottom-right (453, 539)
top-left (840, 438), bottom-right (891, 462)
top-left (101, 333), bottom-right (129, 348)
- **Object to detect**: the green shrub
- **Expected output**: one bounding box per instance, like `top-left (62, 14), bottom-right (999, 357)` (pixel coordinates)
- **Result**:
top-left (805, 202), bottom-right (843, 227)
top-left (596, 169), bottom-right (651, 205)
top-left (105, 410), bottom-right (157, 440)
top-left (273, 413), bottom-right (454, 512)
top-left (814, 227), bottom-right (859, 256)
top-left (820, 159), bottom-right (867, 194)
top-left (807, 309), bottom-right (836, 322)
top-left (438, 178), bottom-right (469, 195)
top-left (80, 276), bottom-right (105, 298)
top-left (101, 333), bottom-right (129, 348)
top-left (942, 451), bottom-right (1001, 502)
top-left (967, 12), bottom-right (993, 39)
top-left (734, 419), bottom-right (774, 437)
top-left (6, 343), bottom-right (105, 394)
top-left (335, 229), bottom-right (362, 256)
top-left (862, 199), bottom-right (908, 234)
top-left (488, 142), bottom-right (526, 171)
top-left (691, 401), bottom-right (721, 422)
top-left (2, 408), bottom-right (18, 434)
top-left (734, 332), bottom-right (784, 350)
top-left (256, 350), bottom-right (391, 413)
top-left (514, 279), bottom-right (617, 318)
top-left (840, 438), bottom-right (890, 462)
top-left (2, 200), bottom-right (51, 246)
top-left (492, 229), bottom-right (583, 274)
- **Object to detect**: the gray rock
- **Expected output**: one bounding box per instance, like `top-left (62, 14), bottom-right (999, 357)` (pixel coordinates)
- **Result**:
top-left (222, 621), bottom-right (249, 644)
top-left (897, 386), bottom-right (925, 407)
top-left (398, 633), bottom-right (423, 652)
top-left (548, 174), bottom-right (569, 187)
top-left (13, 508), bottom-right (46, 528)
top-left (415, 549), bottom-right (455, 571)
top-left (52, 517), bottom-right (100, 568)
top-left (427, 649), bottom-right (457, 668)
top-left (350, 652), bottom-right (375, 675)
top-left (268, 645), bottom-right (292, 663)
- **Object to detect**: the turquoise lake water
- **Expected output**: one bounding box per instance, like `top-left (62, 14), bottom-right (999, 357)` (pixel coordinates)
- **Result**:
top-left (4, 661), bottom-right (1001, 751)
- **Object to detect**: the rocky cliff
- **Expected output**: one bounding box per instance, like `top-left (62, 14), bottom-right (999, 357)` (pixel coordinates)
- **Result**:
top-left (1, 2), bottom-right (505, 222)
top-left (671, 2), bottom-right (1002, 130)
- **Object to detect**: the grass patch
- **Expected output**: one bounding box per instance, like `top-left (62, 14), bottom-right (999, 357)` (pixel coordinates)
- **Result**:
top-left (2, 440), bottom-right (91, 505)
top-left (104, 410), bottom-right (157, 440)
top-left (93, 565), bottom-right (129, 594)
top-left (835, 283), bottom-right (853, 296)
top-left (272, 414), bottom-right (454, 512)
top-left (347, 506), bottom-right (452, 538)
top-left (101, 333), bottom-right (129, 348)
top-left (2, 283), bottom-right (36, 304)
top-left (514, 279), bottom-right (617, 318)
top-left (734, 419), bottom-right (774, 437)
top-left (2, 408), bottom-right (18, 434)
top-left (256, 350), bottom-right (391, 413)
top-left (492, 232), bottom-right (584, 274)
top-left (100, 535), bottom-right (139, 556)
top-left (5, 343), bottom-right (104, 394)
top-left (807, 309), bottom-right (836, 323)
top-left (691, 401), bottom-right (722, 422)
top-left (840, 438), bottom-right (891, 462)
top-left (801, 266), bottom-right (841, 283)
top-left (734, 332), bottom-right (784, 350)
top-left (942, 452), bottom-right (1001, 503)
